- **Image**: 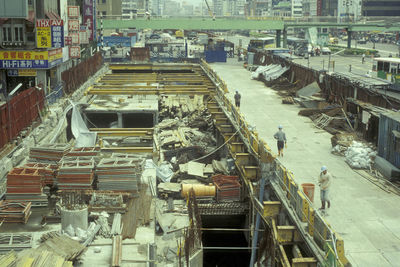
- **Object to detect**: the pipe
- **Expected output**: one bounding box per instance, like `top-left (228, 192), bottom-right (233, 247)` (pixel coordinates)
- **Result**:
top-left (249, 176), bottom-right (266, 267)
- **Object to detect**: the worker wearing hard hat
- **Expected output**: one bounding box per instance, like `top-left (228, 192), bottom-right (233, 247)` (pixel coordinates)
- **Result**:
top-left (273, 125), bottom-right (287, 157)
top-left (318, 166), bottom-right (331, 211)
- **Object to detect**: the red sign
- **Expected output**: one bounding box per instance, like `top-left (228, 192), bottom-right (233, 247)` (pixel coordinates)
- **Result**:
top-left (69, 46), bottom-right (81, 58)
top-left (317, 0), bottom-right (322, 16)
top-left (68, 19), bottom-right (80, 32)
top-left (64, 36), bottom-right (72, 45)
top-left (36, 19), bottom-right (64, 27)
top-left (68, 6), bottom-right (80, 18)
top-left (70, 32), bottom-right (80, 45)
top-left (83, 0), bottom-right (94, 41)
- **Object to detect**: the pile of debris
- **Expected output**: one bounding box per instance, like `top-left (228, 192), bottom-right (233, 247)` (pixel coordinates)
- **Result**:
top-left (251, 64), bottom-right (289, 83)
top-left (344, 141), bottom-right (377, 169)
top-left (159, 95), bottom-right (205, 119)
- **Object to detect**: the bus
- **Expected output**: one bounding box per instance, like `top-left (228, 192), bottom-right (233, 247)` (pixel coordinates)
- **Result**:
top-left (286, 37), bottom-right (308, 50)
top-left (247, 37), bottom-right (275, 52)
top-left (372, 57), bottom-right (400, 88)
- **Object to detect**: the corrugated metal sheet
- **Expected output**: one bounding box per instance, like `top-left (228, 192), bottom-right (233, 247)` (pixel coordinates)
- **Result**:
top-left (378, 112), bottom-right (400, 168)
top-left (0, 87), bottom-right (45, 150)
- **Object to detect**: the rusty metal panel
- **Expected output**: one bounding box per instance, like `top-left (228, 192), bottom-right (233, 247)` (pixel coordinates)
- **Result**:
top-left (130, 47), bottom-right (150, 62)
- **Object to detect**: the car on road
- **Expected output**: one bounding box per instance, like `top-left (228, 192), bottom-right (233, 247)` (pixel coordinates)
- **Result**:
top-left (357, 38), bottom-right (367, 44)
top-left (321, 47), bottom-right (331, 55)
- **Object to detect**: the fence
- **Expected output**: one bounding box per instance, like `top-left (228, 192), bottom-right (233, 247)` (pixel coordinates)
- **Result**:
top-left (61, 52), bottom-right (103, 95)
top-left (46, 83), bottom-right (64, 105)
top-left (0, 87), bottom-right (45, 150)
top-left (200, 59), bottom-right (349, 266)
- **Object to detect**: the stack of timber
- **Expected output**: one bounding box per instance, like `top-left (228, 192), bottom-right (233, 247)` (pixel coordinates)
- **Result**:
top-left (96, 158), bottom-right (142, 192)
top-left (29, 144), bottom-right (70, 165)
top-left (5, 168), bottom-right (48, 206)
top-left (0, 200), bottom-right (32, 223)
top-left (57, 159), bottom-right (95, 190)
top-left (23, 163), bottom-right (56, 186)
top-left (0, 233), bottom-right (33, 253)
top-left (65, 147), bottom-right (100, 157)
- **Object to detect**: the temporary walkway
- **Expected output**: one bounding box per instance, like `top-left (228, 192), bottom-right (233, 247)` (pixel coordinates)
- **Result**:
top-left (210, 58), bottom-right (400, 267)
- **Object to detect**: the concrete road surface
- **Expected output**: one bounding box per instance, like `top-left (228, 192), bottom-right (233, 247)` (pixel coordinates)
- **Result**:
top-left (210, 58), bottom-right (400, 267)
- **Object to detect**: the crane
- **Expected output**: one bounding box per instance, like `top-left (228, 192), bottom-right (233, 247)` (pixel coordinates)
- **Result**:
top-left (204, 0), bottom-right (215, 20)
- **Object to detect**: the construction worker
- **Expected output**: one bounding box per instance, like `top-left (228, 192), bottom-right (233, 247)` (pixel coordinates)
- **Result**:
top-left (273, 125), bottom-right (287, 157)
top-left (318, 166), bottom-right (331, 211)
top-left (362, 53), bottom-right (365, 64)
top-left (234, 91), bottom-right (241, 108)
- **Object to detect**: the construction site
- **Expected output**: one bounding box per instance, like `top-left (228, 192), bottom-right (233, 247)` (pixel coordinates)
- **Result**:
top-left (2, 26), bottom-right (400, 267)
top-left (0, 54), bottom-right (360, 266)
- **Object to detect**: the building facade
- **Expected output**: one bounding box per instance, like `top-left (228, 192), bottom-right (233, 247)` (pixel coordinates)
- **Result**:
top-left (362, 0), bottom-right (400, 16)
top-left (97, 0), bottom-right (122, 18)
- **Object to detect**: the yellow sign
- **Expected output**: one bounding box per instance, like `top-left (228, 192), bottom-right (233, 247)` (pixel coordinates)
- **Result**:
top-left (0, 51), bottom-right (49, 60)
top-left (48, 48), bottom-right (63, 62)
top-left (18, 69), bottom-right (37, 76)
top-left (37, 27), bottom-right (51, 48)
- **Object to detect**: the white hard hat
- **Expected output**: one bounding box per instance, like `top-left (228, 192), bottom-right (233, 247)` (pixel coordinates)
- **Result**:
top-left (278, 125), bottom-right (282, 129)
top-left (321, 166), bottom-right (327, 172)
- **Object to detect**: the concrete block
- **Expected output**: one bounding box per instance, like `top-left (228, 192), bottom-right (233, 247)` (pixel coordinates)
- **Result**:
top-left (12, 147), bottom-right (27, 166)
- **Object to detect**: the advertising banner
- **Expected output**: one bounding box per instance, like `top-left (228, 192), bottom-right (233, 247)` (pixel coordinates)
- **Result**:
top-left (0, 49), bottom-right (63, 69)
top-left (83, 0), bottom-right (94, 41)
top-left (69, 46), bottom-right (81, 58)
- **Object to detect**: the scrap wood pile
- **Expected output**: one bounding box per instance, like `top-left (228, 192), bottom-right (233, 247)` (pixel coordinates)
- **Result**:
top-left (159, 95), bottom-right (206, 119)
top-left (299, 105), bottom-right (353, 134)
top-left (29, 144), bottom-right (71, 166)
top-left (0, 232), bottom-right (85, 267)
top-left (0, 200), bottom-right (32, 223)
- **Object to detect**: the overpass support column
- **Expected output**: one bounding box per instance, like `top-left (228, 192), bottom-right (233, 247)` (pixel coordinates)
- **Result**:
top-left (347, 30), bottom-right (352, 49)
top-left (283, 29), bottom-right (288, 48)
top-left (276, 30), bottom-right (281, 48)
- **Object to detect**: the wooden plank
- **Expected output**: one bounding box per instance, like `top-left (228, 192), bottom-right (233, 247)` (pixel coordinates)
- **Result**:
top-left (111, 235), bottom-right (122, 267)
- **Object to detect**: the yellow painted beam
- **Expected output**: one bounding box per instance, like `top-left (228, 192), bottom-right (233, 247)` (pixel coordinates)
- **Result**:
top-left (335, 234), bottom-right (350, 266)
top-left (277, 226), bottom-right (302, 244)
top-left (101, 147), bottom-right (153, 153)
top-left (235, 153), bottom-right (250, 167)
top-left (230, 142), bottom-right (245, 153)
top-left (292, 257), bottom-right (318, 267)
top-left (243, 165), bottom-right (258, 180)
top-left (263, 201), bottom-right (281, 217)
top-left (94, 130), bottom-right (153, 137)
top-left (278, 245), bottom-right (291, 267)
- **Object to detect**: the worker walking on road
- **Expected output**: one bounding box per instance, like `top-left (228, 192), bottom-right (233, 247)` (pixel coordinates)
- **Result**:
top-left (234, 91), bottom-right (241, 108)
top-left (362, 53), bottom-right (365, 64)
top-left (273, 125), bottom-right (287, 157)
top-left (318, 166), bottom-right (331, 211)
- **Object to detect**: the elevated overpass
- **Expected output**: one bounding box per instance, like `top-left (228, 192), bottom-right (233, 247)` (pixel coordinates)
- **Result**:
top-left (100, 18), bottom-right (400, 48)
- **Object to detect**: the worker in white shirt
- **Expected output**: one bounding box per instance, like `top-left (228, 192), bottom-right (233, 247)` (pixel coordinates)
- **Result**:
top-left (318, 166), bottom-right (331, 210)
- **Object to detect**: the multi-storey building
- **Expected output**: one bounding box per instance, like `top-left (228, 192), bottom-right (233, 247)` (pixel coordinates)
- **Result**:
top-left (292, 0), bottom-right (303, 17)
top-left (362, 0), bottom-right (400, 16)
top-left (97, 0), bottom-right (122, 18)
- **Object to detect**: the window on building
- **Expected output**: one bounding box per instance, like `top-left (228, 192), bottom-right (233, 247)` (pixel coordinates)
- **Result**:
top-left (102, 11), bottom-right (107, 16)
top-left (14, 25), bottom-right (24, 42)
top-left (2, 26), bottom-right (12, 42)
top-left (102, 0), bottom-right (106, 3)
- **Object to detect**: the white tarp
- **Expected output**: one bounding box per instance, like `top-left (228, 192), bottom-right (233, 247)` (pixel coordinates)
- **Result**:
top-left (345, 141), bottom-right (377, 169)
top-left (70, 102), bottom-right (97, 147)
top-left (251, 64), bottom-right (288, 82)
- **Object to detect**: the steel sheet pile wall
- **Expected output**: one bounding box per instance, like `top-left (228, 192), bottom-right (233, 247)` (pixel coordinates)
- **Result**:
top-left (61, 53), bottom-right (103, 95)
top-left (254, 51), bottom-right (400, 110)
top-left (201, 59), bottom-right (349, 267)
top-left (0, 87), bottom-right (45, 150)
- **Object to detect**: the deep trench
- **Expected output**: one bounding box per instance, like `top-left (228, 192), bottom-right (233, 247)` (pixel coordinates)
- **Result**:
top-left (201, 214), bottom-right (251, 267)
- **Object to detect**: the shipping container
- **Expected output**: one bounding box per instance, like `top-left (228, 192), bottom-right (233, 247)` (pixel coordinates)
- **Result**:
top-left (378, 111), bottom-right (400, 168)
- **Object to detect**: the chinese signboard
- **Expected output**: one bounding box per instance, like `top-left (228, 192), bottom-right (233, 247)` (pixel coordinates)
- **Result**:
top-left (7, 69), bottom-right (37, 77)
top-left (70, 32), bottom-right (80, 45)
top-left (83, 0), bottom-right (94, 41)
top-left (0, 49), bottom-right (63, 69)
top-left (80, 26), bottom-right (89, 44)
top-left (68, 6), bottom-right (80, 18)
top-left (68, 19), bottom-right (79, 32)
top-left (36, 20), bottom-right (64, 48)
top-left (69, 46), bottom-right (81, 58)
top-left (64, 36), bottom-right (72, 45)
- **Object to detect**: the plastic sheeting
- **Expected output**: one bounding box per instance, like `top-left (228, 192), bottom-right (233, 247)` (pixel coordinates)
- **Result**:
top-left (70, 102), bottom-right (97, 147)
top-left (145, 159), bottom-right (174, 182)
top-left (251, 64), bottom-right (288, 82)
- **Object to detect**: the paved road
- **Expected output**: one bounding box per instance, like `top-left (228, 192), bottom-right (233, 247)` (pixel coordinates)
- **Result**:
top-left (337, 40), bottom-right (400, 57)
top-left (210, 58), bottom-right (400, 267)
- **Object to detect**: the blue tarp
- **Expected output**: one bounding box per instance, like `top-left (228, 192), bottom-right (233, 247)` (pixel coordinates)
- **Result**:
top-left (102, 36), bottom-right (136, 47)
top-left (205, 50), bottom-right (227, 63)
